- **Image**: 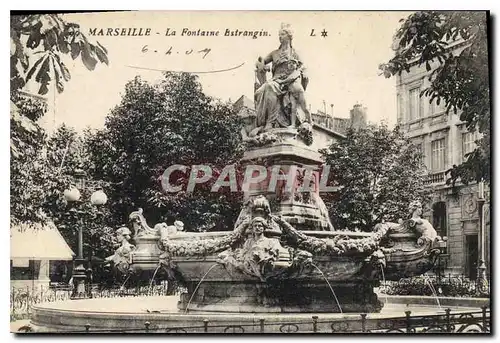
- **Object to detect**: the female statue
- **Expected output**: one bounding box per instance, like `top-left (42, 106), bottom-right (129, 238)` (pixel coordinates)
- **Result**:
top-left (254, 23), bottom-right (312, 131)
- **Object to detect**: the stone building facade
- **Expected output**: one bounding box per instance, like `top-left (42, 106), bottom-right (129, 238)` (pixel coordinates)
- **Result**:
top-left (311, 103), bottom-right (367, 135)
top-left (395, 53), bottom-right (490, 279)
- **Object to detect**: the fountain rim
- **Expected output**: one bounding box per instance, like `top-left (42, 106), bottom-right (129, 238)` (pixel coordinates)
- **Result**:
top-left (134, 230), bottom-right (416, 240)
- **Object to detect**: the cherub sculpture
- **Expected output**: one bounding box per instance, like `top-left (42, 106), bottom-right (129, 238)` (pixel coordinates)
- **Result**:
top-left (105, 227), bottom-right (136, 275)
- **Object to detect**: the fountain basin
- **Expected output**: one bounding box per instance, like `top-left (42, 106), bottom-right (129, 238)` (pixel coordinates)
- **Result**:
top-left (127, 227), bottom-right (441, 313)
top-left (132, 230), bottom-right (440, 282)
top-left (28, 295), bottom-right (483, 333)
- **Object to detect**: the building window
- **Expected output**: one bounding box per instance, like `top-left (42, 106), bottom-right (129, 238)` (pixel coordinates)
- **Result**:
top-left (413, 142), bottom-right (424, 165)
top-left (409, 87), bottom-right (422, 121)
top-left (431, 98), bottom-right (445, 115)
top-left (462, 131), bottom-right (478, 159)
top-left (432, 202), bottom-right (448, 244)
top-left (397, 94), bottom-right (404, 124)
top-left (431, 138), bottom-right (446, 171)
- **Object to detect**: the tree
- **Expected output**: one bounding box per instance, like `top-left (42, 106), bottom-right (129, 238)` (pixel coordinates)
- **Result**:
top-left (379, 11), bottom-right (490, 185)
top-left (44, 125), bottom-right (115, 258)
top-left (10, 123), bottom-right (115, 258)
top-left (10, 101), bottom-right (50, 224)
top-left (10, 13), bottom-right (110, 230)
top-left (320, 124), bottom-right (430, 232)
top-left (85, 72), bottom-right (244, 231)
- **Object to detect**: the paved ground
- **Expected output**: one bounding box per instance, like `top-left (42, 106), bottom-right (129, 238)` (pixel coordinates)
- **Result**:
top-left (32, 295), bottom-right (181, 313)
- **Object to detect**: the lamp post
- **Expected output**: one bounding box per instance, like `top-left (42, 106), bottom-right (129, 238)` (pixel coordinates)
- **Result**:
top-left (476, 180), bottom-right (488, 294)
top-left (64, 168), bottom-right (107, 299)
top-left (436, 236), bottom-right (448, 284)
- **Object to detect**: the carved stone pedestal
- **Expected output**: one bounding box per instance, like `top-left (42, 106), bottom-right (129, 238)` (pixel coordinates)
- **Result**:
top-left (242, 133), bottom-right (333, 232)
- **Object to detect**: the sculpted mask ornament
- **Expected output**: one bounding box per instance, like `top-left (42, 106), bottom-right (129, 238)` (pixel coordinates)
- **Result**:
top-left (174, 220), bottom-right (184, 232)
top-left (217, 216), bottom-right (300, 281)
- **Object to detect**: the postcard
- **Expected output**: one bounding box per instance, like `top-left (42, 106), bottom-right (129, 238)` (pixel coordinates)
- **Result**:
top-left (10, 10), bottom-right (491, 334)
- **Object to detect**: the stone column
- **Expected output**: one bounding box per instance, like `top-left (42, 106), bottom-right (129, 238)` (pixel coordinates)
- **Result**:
top-left (37, 259), bottom-right (51, 291)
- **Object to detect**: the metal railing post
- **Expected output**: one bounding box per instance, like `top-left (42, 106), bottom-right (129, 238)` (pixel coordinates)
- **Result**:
top-left (259, 318), bottom-right (265, 333)
top-left (11, 288), bottom-right (15, 318)
top-left (481, 306), bottom-right (487, 332)
top-left (312, 316), bottom-right (318, 333)
top-left (26, 286), bottom-right (30, 314)
top-left (445, 308), bottom-right (451, 332)
top-left (360, 313), bottom-right (367, 333)
top-left (405, 311), bottom-right (412, 333)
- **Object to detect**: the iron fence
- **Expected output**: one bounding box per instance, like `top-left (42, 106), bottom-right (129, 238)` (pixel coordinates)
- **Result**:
top-left (10, 284), bottom-right (184, 320)
top-left (18, 306), bottom-right (490, 334)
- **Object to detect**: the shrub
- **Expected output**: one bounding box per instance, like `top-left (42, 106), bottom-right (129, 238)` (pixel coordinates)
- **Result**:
top-left (380, 275), bottom-right (489, 298)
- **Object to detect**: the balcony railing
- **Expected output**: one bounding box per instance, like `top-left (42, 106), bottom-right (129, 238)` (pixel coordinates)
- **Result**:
top-left (424, 171), bottom-right (446, 185)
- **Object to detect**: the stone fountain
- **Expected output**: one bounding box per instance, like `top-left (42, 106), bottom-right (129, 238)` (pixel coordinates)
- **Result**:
top-left (128, 195), bottom-right (442, 314)
top-left (123, 22), bottom-right (443, 314)
top-left (28, 23), bottom-right (445, 332)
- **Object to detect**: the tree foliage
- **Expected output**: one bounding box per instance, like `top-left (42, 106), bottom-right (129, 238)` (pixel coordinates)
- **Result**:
top-left (10, 13), bottom-right (108, 95)
top-left (10, 123), bottom-right (116, 258)
top-left (379, 11), bottom-right (490, 185)
top-left (10, 13), bottom-right (109, 175)
top-left (320, 124), bottom-right (430, 232)
top-left (47, 126), bottom-right (116, 259)
top-left (10, 14), bottom-right (112, 254)
top-left (85, 72), bottom-right (244, 231)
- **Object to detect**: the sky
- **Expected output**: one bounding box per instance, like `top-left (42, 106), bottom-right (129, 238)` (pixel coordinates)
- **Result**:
top-left (31, 11), bottom-right (411, 132)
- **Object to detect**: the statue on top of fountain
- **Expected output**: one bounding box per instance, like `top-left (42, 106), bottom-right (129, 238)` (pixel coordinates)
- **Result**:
top-left (250, 23), bottom-right (314, 146)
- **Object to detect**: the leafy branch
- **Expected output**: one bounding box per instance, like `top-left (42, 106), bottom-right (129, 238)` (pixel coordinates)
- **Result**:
top-left (11, 13), bottom-right (108, 95)
top-left (379, 11), bottom-right (490, 185)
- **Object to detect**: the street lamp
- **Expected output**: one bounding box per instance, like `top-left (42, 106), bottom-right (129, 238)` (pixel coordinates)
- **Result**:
top-left (436, 236), bottom-right (448, 283)
top-left (476, 180), bottom-right (488, 294)
top-left (64, 168), bottom-right (107, 299)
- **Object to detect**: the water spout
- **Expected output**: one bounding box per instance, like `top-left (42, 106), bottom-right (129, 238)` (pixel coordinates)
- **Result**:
top-left (149, 265), bottom-right (161, 295)
top-left (423, 275), bottom-right (442, 310)
top-left (120, 274), bottom-right (132, 292)
top-left (379, 265), bottom-right (388, 305)
top-left (184, 264), bottom-right (218, 314)
top-left (311, 263), bottom-right (343, 313)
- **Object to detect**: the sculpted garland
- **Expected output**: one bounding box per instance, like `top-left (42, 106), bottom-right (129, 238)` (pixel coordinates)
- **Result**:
top-left (107, 197), bottom-right (439, 280)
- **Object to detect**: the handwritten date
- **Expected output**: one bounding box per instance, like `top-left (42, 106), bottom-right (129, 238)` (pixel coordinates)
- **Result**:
top-left (141, 45), bottom-right (211, 59)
